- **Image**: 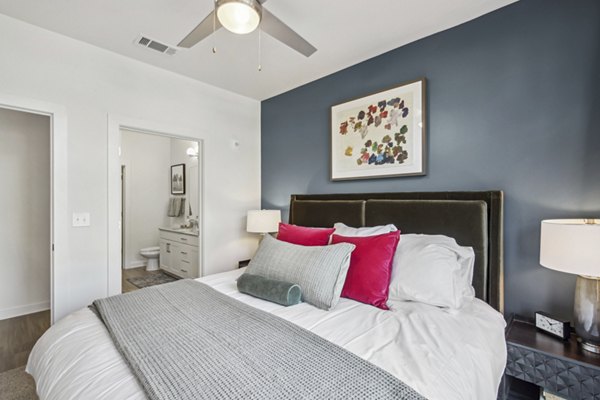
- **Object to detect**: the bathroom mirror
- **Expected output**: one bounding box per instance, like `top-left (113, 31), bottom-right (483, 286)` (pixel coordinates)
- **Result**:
top-left (188, 165), bottom-right (199, 217)
top-left (188, 167), bottom-right (199, 219)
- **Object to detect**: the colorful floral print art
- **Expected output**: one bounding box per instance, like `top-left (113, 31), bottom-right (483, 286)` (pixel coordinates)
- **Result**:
top-left (330, 79), bottom-right (425, 180)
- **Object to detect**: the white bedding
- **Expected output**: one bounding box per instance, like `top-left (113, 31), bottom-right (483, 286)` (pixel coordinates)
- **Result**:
top-left (27, 268), bottom-right (507, 400)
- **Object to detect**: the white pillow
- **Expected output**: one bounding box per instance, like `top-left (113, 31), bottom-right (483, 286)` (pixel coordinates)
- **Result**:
top-left (387, 234), bottom-right (475, 309)
top-left (333, 222), bottom-right (398, 237)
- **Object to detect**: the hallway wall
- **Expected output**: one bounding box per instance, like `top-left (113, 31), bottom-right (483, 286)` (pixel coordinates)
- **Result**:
top-left (0, 108), bottom-right (50, 319)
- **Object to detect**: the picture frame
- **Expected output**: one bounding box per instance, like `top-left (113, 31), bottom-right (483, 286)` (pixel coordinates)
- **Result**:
top-left (170, 164), bottom-right (186, 195)
top-left (330, 78), bottom-right (426, 181)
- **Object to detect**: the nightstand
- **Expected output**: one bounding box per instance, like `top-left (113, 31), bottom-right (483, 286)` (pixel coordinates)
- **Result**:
top-left (505, 315), bottom-right (600, 400)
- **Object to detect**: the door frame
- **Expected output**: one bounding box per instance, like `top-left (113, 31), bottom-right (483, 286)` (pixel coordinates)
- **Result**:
top-left (0, 94), bottom-right (69, 325)
top-left (107, 114), bottom-right (205, 296)
top-left (120, 164), bottom-right (127, 269)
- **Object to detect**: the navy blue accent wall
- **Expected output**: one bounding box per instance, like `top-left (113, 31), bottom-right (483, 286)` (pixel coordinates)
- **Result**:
top-left (261, 0), bottom-right (600, 319)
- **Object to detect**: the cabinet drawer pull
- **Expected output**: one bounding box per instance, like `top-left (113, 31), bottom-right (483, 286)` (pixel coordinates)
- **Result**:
top-left (180, 268), bottom-right (188, 272)
top-left (180, 237), bottom-right (187, 241)
top-left (181, 251), bottom-right (187, 255)
top-left (181, 260), bottom-right (190, 264)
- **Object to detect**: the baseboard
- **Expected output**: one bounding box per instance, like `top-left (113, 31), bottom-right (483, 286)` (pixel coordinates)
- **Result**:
top-left (124, 260), bottom-right (146, 270)
top-left (0, 301), bottom-right (50, 321)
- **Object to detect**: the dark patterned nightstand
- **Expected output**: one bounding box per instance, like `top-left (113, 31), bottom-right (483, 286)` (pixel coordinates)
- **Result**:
top-left (505, 315), bottom-right (600, 400)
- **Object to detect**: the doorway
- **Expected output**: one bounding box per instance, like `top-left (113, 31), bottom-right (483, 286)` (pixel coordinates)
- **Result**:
top-left (0, 94), bottom-right (68, 325)
top-left (0, 107), bottom-right (51, 372)
top-left (110, 125), bottom-right (203, 294)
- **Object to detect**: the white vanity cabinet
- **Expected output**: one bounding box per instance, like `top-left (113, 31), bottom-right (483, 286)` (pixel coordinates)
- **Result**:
top-left (159, 229), bottom-right (199, 279)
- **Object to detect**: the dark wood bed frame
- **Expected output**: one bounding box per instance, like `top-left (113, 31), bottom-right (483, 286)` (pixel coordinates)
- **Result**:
top-left (288, 191), bottom-right (504, 314)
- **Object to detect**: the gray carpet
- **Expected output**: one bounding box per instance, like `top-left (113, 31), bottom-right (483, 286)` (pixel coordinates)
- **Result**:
top-left (126, 271), bottom-right (178, 289)
top-left (0, 366), bottom-right (37, 400)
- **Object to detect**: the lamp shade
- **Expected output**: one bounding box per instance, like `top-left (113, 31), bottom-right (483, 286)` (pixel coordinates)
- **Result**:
top-left (247, 210), bottom-right (281, 233)
top-left (540, 219), bottom-right (600, 277)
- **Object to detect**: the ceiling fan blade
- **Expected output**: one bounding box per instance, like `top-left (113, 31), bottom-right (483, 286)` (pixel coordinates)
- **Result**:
top-left (178, 10), bottom-right (222, 48)
top-left (260, 9), bottom-right (317, 57)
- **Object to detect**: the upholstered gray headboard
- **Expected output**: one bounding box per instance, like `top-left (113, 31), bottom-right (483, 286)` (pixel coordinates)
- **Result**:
top-left (288, 191), bottom-right (504, 314)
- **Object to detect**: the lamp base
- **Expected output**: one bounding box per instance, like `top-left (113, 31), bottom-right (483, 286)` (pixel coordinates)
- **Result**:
top-left (574, 275), bottom-right (600, 353)
top-left (579, 338), bottom-right (600, 354)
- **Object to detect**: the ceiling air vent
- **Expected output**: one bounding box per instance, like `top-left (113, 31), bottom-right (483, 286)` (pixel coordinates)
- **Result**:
top-left (135, 35), bottom-right (177, 56)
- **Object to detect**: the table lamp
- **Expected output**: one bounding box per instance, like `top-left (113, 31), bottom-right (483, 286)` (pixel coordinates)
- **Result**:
top-left (247, 210), bottom-right (281, 236)
top-left (540, 219), bottom-right (600, 353)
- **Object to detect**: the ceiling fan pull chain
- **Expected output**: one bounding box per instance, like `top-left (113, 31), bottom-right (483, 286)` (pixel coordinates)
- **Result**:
top-left (258, 29), bottom-right (262, 71)
top-left (212, 0), bottom-right (217, 54)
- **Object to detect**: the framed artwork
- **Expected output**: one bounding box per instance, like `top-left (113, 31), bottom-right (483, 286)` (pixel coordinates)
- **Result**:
top-left (171, 164), bottom-right (186, 195)
top-left (330, 78), bottom-right (426, 181)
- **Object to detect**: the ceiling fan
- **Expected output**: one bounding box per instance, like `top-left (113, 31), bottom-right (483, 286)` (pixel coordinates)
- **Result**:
top-left (178, 0), bottom-right (317, 57)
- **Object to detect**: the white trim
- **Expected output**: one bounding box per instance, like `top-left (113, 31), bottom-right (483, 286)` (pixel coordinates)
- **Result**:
top-left (0, 301), bottom-right (51, 321)
top-left (124, 260), bottom-right (146, 269)
top-left (107, 114), bottom-right (206, 296)
top-left (0, 93), bottom-right (68, 325)
top-left (121, 162), bottom-right (129, 271)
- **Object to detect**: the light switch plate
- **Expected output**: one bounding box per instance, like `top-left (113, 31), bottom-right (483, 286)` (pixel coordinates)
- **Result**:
top-left (72, 212), bottom-right (91, 227)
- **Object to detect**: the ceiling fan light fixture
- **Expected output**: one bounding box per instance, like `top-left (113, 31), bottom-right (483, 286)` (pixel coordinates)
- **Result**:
top-left (216, 0), bottom-right (262, 35)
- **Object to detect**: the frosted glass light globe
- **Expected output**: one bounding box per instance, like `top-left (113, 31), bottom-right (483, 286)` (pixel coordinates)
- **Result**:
top-left (217, 0), bottom-right (261, 35)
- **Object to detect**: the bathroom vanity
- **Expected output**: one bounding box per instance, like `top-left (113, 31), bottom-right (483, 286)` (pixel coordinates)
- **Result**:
top-left (159, 228), bottom-right (200, 279)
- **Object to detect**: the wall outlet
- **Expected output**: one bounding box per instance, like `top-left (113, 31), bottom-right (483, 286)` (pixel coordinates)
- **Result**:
top-left (72, 212), bottom-right (91, 227)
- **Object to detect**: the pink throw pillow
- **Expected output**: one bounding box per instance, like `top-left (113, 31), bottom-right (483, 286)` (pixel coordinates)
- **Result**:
top-left (331, 231), bottom-right (401, 310)
top-left (277, 223), bottom-right (335, 246)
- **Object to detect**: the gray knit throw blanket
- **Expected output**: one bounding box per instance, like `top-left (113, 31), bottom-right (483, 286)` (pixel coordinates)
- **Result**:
top-left (92, 279), bottom-right (427, 400)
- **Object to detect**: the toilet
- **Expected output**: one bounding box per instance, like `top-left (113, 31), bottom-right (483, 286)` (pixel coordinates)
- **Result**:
top-left (140, 246), bottom-right (160, 271)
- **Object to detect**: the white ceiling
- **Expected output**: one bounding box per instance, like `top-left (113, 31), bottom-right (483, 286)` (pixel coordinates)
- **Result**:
top-left (0, 0), bottom-right (516, 100)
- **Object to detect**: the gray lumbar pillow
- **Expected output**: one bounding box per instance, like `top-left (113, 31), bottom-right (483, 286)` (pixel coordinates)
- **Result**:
top-left (237, 273), bottom-right (301, 306)
top-left (246, 234), bottom-right (355, 311)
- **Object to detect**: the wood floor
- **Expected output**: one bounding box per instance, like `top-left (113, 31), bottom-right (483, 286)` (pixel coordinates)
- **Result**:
top-left (0, 310), bottom-right (50, 374)
top-left (0, 268), bottom-right (154, 377)
top-left (122, 266), bottom-right (163, 293)
top-left (0, 268), bottom-right (154, 374)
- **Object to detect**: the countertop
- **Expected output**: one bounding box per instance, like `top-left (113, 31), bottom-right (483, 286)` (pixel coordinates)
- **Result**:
top-left (159, 227), bottom-right (199, 237)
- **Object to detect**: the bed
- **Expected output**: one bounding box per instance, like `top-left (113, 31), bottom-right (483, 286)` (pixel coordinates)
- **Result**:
top-left (27, 191), bottom-right (506, 400)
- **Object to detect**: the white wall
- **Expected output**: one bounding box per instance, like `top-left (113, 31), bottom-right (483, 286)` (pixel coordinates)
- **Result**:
top-left (0, 108), bottom-right (50, 319)
top-left (120, 130), bottom-right (171, 269)
top-left (0, 14), bottom-right (261, 321)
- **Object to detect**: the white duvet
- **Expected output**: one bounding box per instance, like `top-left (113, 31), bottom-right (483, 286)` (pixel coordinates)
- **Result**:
top-left (27, 268), bottom-right (507, 400)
